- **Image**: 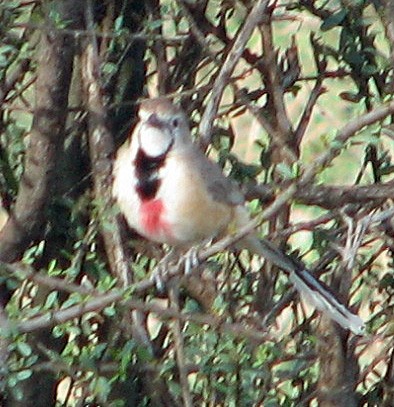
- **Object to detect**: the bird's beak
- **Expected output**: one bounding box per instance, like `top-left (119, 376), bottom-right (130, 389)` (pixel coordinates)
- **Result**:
top-left (146, 113), bottom-right (165, 129)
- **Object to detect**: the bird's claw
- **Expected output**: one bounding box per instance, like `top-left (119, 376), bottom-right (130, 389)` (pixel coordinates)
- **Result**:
top-left (151, 262), bottom-right (167, 292)
top-left (181, 247), bottom-right (200, 275)
top-left (151, 246), bottom-right (202, 291)
top-left (151, 250), bottom-right (176, 292)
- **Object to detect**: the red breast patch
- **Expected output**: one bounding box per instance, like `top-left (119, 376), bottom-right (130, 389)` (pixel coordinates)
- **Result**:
top-left (140, 198), bottom-right (171, 239)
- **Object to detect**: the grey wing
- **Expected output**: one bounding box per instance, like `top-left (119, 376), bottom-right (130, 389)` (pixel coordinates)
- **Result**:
top-left (193, 148), bottom-right (244, 206)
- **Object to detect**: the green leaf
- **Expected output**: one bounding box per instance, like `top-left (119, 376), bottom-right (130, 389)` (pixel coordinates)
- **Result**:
top-left (276, 162), bottom-right (297, 179)
top-left (114, 16), bottom-right (124, 31)
top-left (45, 291), bottom-right (59, 309)
top-left (147, 18), bottom-right (162, 30)
top-left (61, 293), bottom-right (83, 308)
top-left (320, 10), bottom-right (348, 31)
top-left (90, 376), bottom-right (111, 401)
top-left (16, 342), bottom-right (32, 357)
top-left (16, 369), bottom-right (32, 381)
top-left (103, 304), bottom-right (116, 317)
top-left (361, 64), bottom-right (378, 76)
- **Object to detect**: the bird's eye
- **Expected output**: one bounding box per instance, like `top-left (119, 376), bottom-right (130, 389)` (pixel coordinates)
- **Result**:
top-left (172, 118), bottom-right (179, 128)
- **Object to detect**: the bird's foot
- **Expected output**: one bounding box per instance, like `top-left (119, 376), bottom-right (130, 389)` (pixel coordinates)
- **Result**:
top-left (151, 245), bottom-right (205, 291)
top-left (180, 246), bottom-right (200, 275)
top-left (151, 250), bottom-right (177, 292)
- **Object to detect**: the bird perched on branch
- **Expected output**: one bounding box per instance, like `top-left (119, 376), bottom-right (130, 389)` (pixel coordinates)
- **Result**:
top-left (112, 97), bottom-right (364, 335)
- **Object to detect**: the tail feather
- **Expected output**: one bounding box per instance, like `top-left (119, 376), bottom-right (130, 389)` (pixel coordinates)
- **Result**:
top-left (241, 235), bottom-right (365, 335)
top-left (288, 268), bottom-right (364, 335)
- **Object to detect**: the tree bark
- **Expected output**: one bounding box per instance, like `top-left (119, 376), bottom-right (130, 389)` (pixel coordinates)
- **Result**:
top-left (1, 1), bottom-right (82, 406)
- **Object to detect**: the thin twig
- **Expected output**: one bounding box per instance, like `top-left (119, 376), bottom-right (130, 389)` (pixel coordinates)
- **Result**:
top-left (16, 289), bottom-right (272, 344)
top-left (169, 287), bottom-right (193, 407)
top-left (12, 22), bottom-right (189, 43)
top-left (7, 211), bottom-right (257, 334)
top-left (199, 0), bottom-right (270, 147)
top-left (0, 58), bottom-right (30, 104)
top-left (260, 9), bottom-right (293, 143)
top-left (0, 262), bottom-right (94, 295)
top-left (299, 99), bottom-right (394, 187)
top-left (294, 79), bottom-right (325, 147)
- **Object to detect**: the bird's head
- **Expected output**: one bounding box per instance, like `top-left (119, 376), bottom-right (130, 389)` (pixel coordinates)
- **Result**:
top-left (136, 98), bottom-right (191, 158)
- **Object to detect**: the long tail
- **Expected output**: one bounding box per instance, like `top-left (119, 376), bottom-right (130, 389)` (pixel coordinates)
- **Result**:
top-left (242, 234), bottom-right (365, 335)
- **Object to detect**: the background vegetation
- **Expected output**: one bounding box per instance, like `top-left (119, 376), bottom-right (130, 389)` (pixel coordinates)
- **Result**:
top-left (0, 0), bottom-right (393, 406)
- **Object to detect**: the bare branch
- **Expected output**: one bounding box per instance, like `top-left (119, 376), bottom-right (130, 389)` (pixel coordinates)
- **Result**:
top-left (198, 0), bottom-right (270, 148)
top-left (260, 15), bottom-right (293, 147)
top-left (245, 180), bottom-right (394, 209)
top-left (81, 18), bottom-right (131, 287)
top-left (294, 79), bottom-right (326, 147)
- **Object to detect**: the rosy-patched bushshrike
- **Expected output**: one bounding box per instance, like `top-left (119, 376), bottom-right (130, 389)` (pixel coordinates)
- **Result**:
top-left (113, 98), bottom-right (364, 335)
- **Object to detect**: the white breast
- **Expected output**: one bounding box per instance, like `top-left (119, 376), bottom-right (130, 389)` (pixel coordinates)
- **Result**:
top-left (112, 141), bottom-right (142, 231)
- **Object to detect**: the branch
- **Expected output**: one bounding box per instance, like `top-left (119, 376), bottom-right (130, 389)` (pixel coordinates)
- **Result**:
top-left (245, 180), bottom-right (394, 209)
top-left (0, 3), bottom-right (81, 264)
top-left (260, 11), bottom-right (294, 150)
top-left (169, 288), bottom-right (193, 407)
top-left (0, 58), bottom-right (30, 105)
top-left (198, 0), bottom-right (270, 148)
top-left (81, 10), bottom-right (131, 287)
top-left (294, 79), bottom-right (326, 147)
top-left (249, 99), bottom-right (394, 217)
top-left (299, 99), bottom-right (394, 187)
top-left (5, 189), bottom-right (297, 336)
top-left (0, 2), bottom-right (84, 403)
top-left (16, 285), bottom-right (271, 344)
top-left (10, 197), bottom-right (392, 338)
top-left (4, 215), bottom-right (256, 334)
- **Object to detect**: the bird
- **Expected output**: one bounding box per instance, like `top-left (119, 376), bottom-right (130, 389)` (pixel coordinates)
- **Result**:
top-left (112, 97), bottom-right (365, 335)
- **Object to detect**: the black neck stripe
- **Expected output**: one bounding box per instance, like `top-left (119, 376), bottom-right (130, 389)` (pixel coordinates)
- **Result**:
top-left (134, 139), bottom-right (174, 200)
